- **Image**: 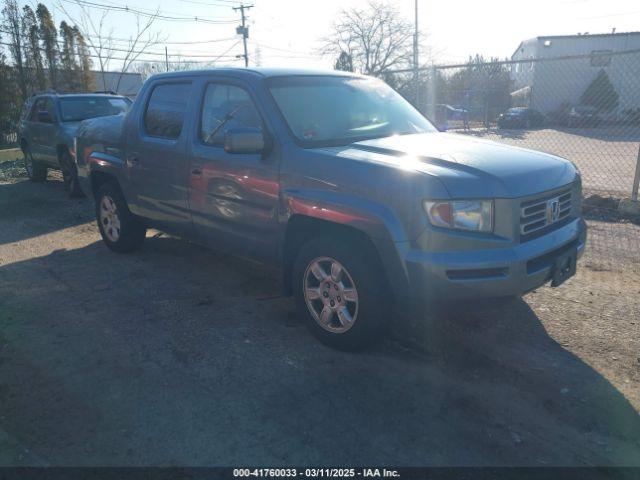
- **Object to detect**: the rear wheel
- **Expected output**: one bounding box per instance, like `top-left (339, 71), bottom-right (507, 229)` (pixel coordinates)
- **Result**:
top-left (60, 150), bottom-right (84, 198)
top-left (23, 145), bottom-right (47, 182)
top-left (293, 236), bottom-right (388, 350)
top-left (96, 181), bottom-right (146, 253)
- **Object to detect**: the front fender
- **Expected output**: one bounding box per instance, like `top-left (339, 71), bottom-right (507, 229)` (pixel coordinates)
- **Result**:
top-left (281, 187), bottom-right (408, 243)
top-left (78, 149), bottom-right (126, 198)
top-left (281, 188), bottom-right (413, 309)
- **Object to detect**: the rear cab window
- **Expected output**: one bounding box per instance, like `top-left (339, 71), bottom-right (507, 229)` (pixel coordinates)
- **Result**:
top-left (143, 82), bottom-right (193, 139)
top-left (59, 97), bottom-right (130, 122)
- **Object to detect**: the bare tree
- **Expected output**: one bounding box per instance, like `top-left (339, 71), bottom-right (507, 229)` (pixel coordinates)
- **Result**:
top-left (132, 58), bottom-right (201, 81)
top-left (55, 1), bottom-right (164, 93)
top-left (320, 1), bottom-right (414, 76)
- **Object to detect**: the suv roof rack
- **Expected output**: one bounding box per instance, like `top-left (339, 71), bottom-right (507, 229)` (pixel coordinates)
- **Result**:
top-left (30, 89), bottom-right (120, 97)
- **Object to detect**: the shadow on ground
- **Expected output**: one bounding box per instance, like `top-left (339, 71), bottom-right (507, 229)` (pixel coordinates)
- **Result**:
top-left (0, 178), bottom-right (92, 246)
top-left (0, 235), bottom-right (638, 467)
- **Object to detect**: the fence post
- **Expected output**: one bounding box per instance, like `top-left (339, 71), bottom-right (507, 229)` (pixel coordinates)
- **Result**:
top-left (426, 65), bottom-right (437, 125)
top-left (632, 143), bottom-right (640, 202)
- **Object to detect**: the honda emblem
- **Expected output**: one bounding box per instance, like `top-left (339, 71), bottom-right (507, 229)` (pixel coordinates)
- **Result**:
top-left (546, 198), bottom-right (560, 224)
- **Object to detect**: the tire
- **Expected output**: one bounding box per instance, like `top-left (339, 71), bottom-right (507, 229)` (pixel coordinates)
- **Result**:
top-left (59, 150), bottom-right (84, 198)
top-left (23, 145), bottom-right (47, 182)
top-left (95, 181), bottom-right (146, 253)
top-left (292, 235), bottom-right (388, 350)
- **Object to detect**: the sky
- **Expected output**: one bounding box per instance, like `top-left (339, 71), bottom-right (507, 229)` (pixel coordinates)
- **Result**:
top-left (27, 0), bottom-right (640, 71)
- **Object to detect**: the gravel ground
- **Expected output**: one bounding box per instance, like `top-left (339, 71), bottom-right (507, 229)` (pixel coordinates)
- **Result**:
top-left (0, 171), bottom-right (639, 467)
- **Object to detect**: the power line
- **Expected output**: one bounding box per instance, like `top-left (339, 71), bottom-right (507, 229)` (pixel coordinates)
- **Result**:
top-left (0, 40), bottom-right (243, 64)
top-left (248, 41), bottom-right (315, 57)
top-left (61, 0), bottom-right (238, 24)
top-left (0, 28), bottom-right (240, 59)
top-left (180, 0), bottom-right (244, 6)
top-left (208, 40), bottom-right (241, 63)
top-left (0, 25), bottom-right (237, 47)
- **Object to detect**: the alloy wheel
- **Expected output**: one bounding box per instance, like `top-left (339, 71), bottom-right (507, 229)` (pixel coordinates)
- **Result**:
top-left (100, 195), bottom-right (121, 242)
top-left (303, 256), bottom-right (359, 333)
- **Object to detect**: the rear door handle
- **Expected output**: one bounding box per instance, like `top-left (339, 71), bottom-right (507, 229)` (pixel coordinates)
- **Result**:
top-left (128, 157), bottom-right (139, 166)
top-left (191, 168), bottom-right (202, 176)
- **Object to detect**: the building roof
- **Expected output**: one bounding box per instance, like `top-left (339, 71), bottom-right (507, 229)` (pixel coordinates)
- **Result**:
top-left (512, 31), bottom-right (640, 59)
top-left (91, 70), bottom-right (143, 97)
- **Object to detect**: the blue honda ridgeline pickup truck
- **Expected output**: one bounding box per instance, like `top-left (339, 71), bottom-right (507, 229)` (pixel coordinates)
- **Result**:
top-left (74, 68), bottom-right (586, 349)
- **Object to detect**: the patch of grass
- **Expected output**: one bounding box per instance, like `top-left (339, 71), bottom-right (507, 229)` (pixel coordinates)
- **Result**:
top-left (0, 148), bottom-right (20, 164)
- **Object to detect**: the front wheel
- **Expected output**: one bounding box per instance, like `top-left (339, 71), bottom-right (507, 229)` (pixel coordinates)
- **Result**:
top-left (293, 236), bottom-right (388, 350)
top-left (60, 150), bottom-right (84, 198)
top-left (96, 181), bottom-right (146, 253)
top-left (23, 145), bottom-right (47, 182)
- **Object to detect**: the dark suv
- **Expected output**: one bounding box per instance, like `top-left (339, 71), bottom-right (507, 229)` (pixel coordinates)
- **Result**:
top-left (18, 91), bottom-right (131, 196)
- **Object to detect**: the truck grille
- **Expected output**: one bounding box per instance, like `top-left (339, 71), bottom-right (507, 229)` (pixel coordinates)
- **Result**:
top-left (520, 189), bottom-right (572, 239)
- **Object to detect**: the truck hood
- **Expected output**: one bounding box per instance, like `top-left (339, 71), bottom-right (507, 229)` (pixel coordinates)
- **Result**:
top-left (331, 132), bottom-right (578, 198)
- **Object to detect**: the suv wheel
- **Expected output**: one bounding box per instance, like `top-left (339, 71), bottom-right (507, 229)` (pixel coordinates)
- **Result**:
top-left (96, 181), bottom-right (146, 253)
top-left (293, 236), bottom-right (388, 350)
top-left (60, 150), bottom-right (84, 198)
top-left (23, 145), bottom-right (47, 182)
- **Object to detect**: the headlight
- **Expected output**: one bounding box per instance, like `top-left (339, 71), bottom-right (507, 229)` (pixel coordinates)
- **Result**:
top-left (423, 199), bottom-right (493, 232)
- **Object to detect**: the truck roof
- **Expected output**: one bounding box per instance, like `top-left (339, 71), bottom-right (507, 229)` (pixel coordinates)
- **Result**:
top-left (148, 67), bottom-right (365, 81)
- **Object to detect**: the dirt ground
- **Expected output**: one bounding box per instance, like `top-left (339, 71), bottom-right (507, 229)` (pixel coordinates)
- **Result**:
top-left (0, 168), bottom-right (639, 467)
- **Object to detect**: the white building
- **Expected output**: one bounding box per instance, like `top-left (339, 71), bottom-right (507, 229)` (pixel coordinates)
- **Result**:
top-left (510, 31), bottom-right (640, 115)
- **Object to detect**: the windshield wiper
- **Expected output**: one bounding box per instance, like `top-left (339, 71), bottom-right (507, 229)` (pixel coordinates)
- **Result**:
top-left (204, 105), bottom-right (244, 144)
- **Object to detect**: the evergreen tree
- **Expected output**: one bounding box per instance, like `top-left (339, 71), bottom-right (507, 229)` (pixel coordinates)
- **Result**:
top-left (334, 51), bottom-right (354, 72)
top-left (73, 26), bottom-right (93, 91)
top-left (580, 69), bottom-right (619, 113)
top-left (36, 3), bottom-right (59, 89)
top-left (2, 0), bottom-right (28, 101)
top-left (59, 21), bottom-right (79, 91)
top-left (0, 34), bottom-right (19, 138)
top-left (22, 5), bottom-right (46, 92)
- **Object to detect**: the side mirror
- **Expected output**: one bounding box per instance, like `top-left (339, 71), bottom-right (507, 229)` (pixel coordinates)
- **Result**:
top-left (224, 127), bottom-right (265, 154)
top-left (37, 111), bottom-right (53, 124)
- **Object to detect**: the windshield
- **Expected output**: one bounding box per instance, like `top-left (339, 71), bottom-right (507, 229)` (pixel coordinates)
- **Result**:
top-left (59, 97), bottom-right (130, 122)
top-left (268, 76), bottom-right (435, 146)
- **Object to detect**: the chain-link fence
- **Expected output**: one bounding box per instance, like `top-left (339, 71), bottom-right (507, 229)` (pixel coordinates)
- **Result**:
top-left (0, 131), bottom-right (17, 148)
top-left (392, 49), bottom-right (640, 202)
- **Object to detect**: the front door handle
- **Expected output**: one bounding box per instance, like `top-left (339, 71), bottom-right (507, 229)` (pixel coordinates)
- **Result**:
top-left (191, 168), bottom-right (202, 176)
top-left (128, 157), bottom-right (139, 167)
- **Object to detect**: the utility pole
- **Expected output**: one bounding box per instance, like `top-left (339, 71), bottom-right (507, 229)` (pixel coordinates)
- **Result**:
top-left (165, 46), bottom-right (169, 72)
top-left (233, 4), bottom-right (253, 67)
top-left (413, 0), bottom-right (420, 109)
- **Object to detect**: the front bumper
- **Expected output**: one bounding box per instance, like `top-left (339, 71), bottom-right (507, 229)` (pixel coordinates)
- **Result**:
top-left (404, 217), bottom-right (587, 302)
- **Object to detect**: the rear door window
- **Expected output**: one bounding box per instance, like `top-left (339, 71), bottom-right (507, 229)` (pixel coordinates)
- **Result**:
top-left (144, 82), bottom-right (192, 139)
